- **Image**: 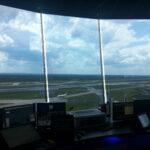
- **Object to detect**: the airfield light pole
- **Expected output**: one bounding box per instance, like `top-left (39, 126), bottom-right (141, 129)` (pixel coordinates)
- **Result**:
top-left (97, 19), bottom-right (107, 104)
top-left (40, 13), bottom-right (50, 103)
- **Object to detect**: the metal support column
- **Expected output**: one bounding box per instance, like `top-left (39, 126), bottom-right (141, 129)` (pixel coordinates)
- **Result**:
top-left (40, 13), bottom-right (50, 103)
top-left (97, 19), bottom-right (107, 104)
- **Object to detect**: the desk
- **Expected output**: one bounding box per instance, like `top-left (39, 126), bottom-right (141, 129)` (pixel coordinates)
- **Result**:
top-left (74, 125), bottom-right (150, 142)
top-left (71, 128), bottom-right (150, 150)
top-left (19, 127), bottom-right (150, 150)
top-left (75, 127), bottom-right (133, 141)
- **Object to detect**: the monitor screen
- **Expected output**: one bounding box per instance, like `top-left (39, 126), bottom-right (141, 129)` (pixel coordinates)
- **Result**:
top-left (138, 113), bottom-right (150, 128)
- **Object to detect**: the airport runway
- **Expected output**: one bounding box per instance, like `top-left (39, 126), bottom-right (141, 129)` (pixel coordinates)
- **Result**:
top-left (0, 98), bottom-right (66, 104)
top-left (0, 82), bottom-right (101, 93)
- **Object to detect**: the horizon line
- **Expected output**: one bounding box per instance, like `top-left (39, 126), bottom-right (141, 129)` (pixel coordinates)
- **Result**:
top-left (0, 73), bottom-right (150, 76)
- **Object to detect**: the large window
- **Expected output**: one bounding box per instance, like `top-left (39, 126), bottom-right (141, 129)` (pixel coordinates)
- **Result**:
top-left (43, 15), bottom-right (103, 110)
top-left (2, 5), bottom-right (149, 109)
top-left (101, 20), bottom-right (150, 102)
top-left (0, 5), bottom-right (103, 110)
top-left (0, 5), bottom-right (45, 102)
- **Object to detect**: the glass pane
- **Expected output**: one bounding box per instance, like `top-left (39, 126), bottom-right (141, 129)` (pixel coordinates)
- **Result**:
top-left (43, 14), bottom-right (103, 110)
top-left (101, 20), bottom-right (150, 102)
top-left (0, 5), bottom-right (45, 104)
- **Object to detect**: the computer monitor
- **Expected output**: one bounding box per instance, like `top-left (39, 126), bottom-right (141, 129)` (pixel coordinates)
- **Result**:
top-left (138, 113), bottom-right (150, 129)
top-left (2, 104), bottom-right (34, 128)
top-left (113, 102), bottom-right (134, 121)
top-left (35, 102), bottom-right (66, 127)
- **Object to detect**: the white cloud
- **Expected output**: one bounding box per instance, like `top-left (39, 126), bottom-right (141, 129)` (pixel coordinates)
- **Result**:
top-left (0, 8), bottom-right (41, 52)
top-left (0, 51), bottom-right (26, 73)
top-left (0, 51), bottom-right (8, 62)
top-left (0, 34), bottom-right (14, 47)
top-left (8, 11), bottom-right (40, 34)
top-left (0, 57), bottom-right (42, 74)
top-left (101, 20), bottom-right (136, 55)
top-left (68, 39), bottom-right (87, 49)
top-left (100, 20), bottom-right (150, 75)
top-left (29, 35), bottom-right (41, 52)
top-left (119, 44), bottom-right (150, 65)
top-left (1, 4), bottom-right (150, 75)
top-left (43, 15), bottom-right (98, 52)
top-left (42, 14), bottom-right (100, 74)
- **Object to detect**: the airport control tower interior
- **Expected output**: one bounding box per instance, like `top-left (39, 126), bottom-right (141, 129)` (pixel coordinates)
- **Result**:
top-left (0, 0), bottom-right (150, 150)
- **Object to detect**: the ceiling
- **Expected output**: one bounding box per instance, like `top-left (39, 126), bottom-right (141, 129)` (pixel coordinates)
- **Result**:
top-left (0, 0), bottom-right (150, 19)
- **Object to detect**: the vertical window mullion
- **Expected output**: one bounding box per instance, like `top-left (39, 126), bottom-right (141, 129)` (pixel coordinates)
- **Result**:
top-left (40, 13), bottom-right (50, 103)
top-left (97, 19), bottom-right (107, 104)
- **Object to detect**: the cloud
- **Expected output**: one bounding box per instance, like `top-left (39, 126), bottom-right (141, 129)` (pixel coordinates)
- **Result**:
top-left (8, 11), bottom-right (40, 34)
top-left (0, 53), bottom-right (42, 74)
top-left (0, 34), bottom-right (14, 47)
top-left (68, 39), bottom-right (87, 49)
top-left (0, 51), bottom-right (8, 62)
top-left (100, 20), bottom-right (150, 75)
top-left (0, 7), bottom-right (41, 52)
top-left (0, 6), bottom-right (43, 73)
top-left (41, 16), bottom-right (150, 75)
top-left (42, 14), bottom-right (100, 74)
top-left (0, 4), bottom-right (150, 75)
top-left (8, 11), bottom-right (42, 52)
top-left (119, 44), bottom-right (150, 65)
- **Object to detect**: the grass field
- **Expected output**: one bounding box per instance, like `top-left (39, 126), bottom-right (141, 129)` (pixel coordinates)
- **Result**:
top-left (107, 88), bottom-right (138, 101)
top-left (0, 91), bottom-right (44, 99)
top-left (66, 93), bottom-right (101, 111)
top-left (0, 74), bottom-right (150, 111)
top-left (55, 87), bottom-right (87, 95)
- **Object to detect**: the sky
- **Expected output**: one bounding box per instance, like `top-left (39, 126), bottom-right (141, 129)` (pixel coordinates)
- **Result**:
top-left (0, 5), bottom-right (150, 75)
